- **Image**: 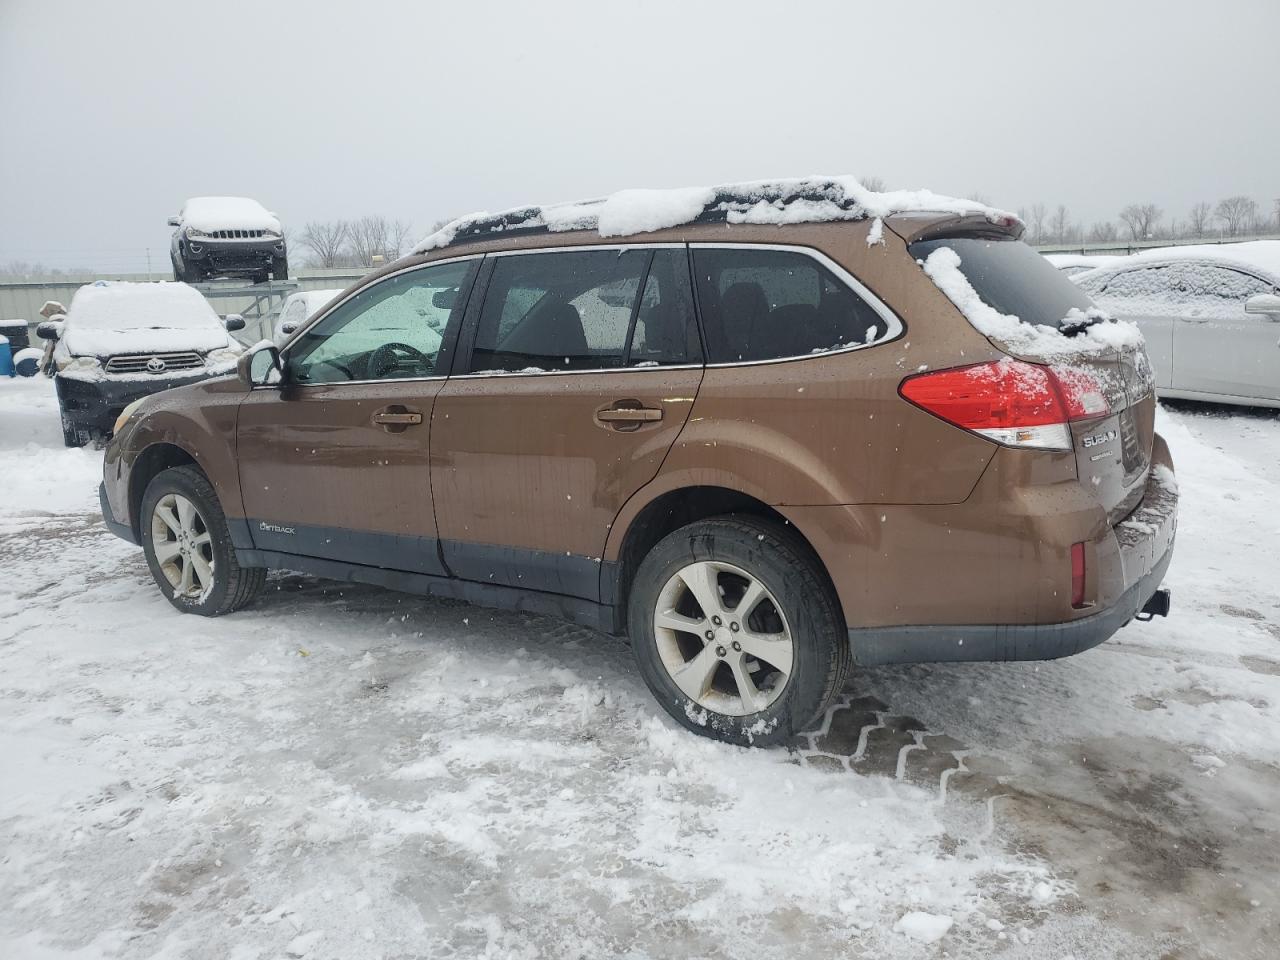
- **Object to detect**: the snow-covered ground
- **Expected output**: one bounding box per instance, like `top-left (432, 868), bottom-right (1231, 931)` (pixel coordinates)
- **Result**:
top-left (1, 376), bottom-right (1277, 960)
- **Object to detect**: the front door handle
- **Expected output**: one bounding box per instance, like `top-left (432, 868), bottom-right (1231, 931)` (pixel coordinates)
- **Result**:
top-left (597, 406), bottom-right (663, 423)
top-left (372, 406), bottom-right (423, 432)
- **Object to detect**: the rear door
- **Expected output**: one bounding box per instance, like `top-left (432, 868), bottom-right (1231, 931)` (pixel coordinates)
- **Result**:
top-left (1165, 263), bottom-right (1279, 399)
top-left (237, 258), bottom-right (478, 573)
top-left (430, 246), bottom-right (703, 600)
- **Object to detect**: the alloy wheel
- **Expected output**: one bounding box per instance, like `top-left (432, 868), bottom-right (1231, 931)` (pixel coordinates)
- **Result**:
top-left (653, 560), bottom-right (794, 717)
top-left (151, 493), bottom-right (215, 602)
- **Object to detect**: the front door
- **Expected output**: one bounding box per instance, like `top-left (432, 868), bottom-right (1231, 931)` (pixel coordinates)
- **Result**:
top-left (1170, 264), bottom-right (1280, 400)
top-left (430, 246), bottom-right (703, 600)
top-left (237, 258), bottom-right (479, 574)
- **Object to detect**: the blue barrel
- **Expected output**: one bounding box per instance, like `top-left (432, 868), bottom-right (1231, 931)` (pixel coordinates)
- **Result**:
top-left (0, 335), bottom-right (13, 377)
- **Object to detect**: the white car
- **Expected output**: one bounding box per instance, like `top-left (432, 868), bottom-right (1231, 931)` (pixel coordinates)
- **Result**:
top-left (38, 281), bottom-right (244, 446)
top-left (1073, 241), bottom-right (1280, 407)
top-left (1044, 253), bottom-right (1126, 276)
top-left (273, 289), bottom-right (344, 346)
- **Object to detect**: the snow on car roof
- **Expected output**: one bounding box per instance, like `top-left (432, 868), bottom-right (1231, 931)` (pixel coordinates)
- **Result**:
top-left (179, 196), bottom-right (281, 233)
top-left (1082, 240), bottom-right (1280, 282)
top-left (1044, 253), bottom-right (1127, 271)
top-left (415, 176), bottom-right (1020, 253)
top-left (67, 280), bottom-right (223, 331)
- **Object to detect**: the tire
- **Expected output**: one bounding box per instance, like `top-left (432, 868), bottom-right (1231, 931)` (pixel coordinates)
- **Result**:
top-left (628, 515), bottom-right (851, 746)
top-left (140, 466), bottom-right (266, 617)
top-left (271, 255), bottom-right (289, 281)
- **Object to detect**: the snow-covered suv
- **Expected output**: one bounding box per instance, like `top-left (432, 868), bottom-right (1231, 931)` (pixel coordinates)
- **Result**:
top-left (39, 280), bottom-right (244, 446)
top-left (169, 196), bottom-right (288, 284)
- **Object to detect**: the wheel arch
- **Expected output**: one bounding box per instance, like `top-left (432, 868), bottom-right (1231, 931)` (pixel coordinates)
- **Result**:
top-left (606, 483), bottom-right (844, 631)
top-left (126, 442), bottom-right (203, 541)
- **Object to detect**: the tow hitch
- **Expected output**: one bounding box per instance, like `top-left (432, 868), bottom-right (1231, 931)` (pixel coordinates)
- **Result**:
top-left (1135, 587), bottom-right (1172, 622)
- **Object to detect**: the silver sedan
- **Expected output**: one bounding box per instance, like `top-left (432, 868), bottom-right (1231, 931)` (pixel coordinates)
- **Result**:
top-left (1073, 242), bottom-right (1280, 408)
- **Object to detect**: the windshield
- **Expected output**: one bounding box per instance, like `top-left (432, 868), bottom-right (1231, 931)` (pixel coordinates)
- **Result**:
top-left (910, 237), bottom-right (1095, 330)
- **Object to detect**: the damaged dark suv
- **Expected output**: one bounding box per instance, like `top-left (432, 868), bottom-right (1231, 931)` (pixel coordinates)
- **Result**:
top-left (169, 196), bottom-right (288, 283)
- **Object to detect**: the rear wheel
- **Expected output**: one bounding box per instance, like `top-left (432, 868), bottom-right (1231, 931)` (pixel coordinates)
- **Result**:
top-left (141, 466), bottom-right (266, 616)
top-left (628, 516), bottom-right (850, 746)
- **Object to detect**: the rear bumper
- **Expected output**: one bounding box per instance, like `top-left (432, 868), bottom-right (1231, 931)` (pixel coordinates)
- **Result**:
top-left (847, 439), bottom-right (1178, 666)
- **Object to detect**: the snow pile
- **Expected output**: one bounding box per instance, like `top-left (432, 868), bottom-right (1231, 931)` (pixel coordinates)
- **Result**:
top-left (59, 281), bottom-right (233, 358)
top-left (894, 911), bottom-right (954, 943)
top-left (922, 246), bottom-right (1144, 359)
top-left (179, 196), bottom-right (281, 233)
top-left (415, 175), bottom-right (1019, 252)
top-left (1077, 255), bottom-right (1277, 320)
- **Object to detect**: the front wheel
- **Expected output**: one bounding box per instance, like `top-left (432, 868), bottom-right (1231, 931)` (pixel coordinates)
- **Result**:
top-left (141, 466), bottom-right (266, 616)
top-left (628, 516), bottom-right (850, 746)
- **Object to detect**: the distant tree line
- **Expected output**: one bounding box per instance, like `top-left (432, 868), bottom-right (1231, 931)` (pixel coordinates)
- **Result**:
top-left (298, 216), bottom-right (416, 268)
top-left (1014, 195), bottom-right (1279, 247)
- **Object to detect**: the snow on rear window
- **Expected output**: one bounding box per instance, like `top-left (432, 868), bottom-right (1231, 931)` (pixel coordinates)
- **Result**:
top-left (917, 243), bottom-right (1144, 360)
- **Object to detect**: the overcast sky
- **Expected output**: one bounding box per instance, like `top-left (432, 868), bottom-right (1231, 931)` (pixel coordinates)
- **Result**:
top-left (2, 0), bottom-right (1277, 273)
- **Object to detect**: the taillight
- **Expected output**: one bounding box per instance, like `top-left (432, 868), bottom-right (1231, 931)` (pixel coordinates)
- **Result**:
top-left (1071, 541), bottom-right (1086, 607)
top-left (899, 359), bottom-right (1110, 451)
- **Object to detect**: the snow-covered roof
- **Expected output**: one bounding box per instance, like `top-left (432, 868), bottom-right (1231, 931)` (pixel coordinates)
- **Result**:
top-left (415, 176), bottom-right (1019, 253)
top-left (179, 196), bottom-right (281, 233)
top-left (1087, 240), bottom-right (1280, 282)
top-left (1044, 253), bottom-right (1127, 271)
top-left (63, 281), bottom-right (230, 357)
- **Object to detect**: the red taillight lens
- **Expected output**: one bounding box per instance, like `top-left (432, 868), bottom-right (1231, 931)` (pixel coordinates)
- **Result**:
top-left (899, 359), bottom-right (1111, 450)
top-left (900, 360), bottom-right (1064, 429)
top-left (1051, 366), bottom-right (1111, 421)
top-left (1071, 541), bottom-right (1086, 607)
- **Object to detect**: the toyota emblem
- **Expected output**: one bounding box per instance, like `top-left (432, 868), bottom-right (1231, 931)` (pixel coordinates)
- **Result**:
top-left (146, 356), bottom-right (167, 373)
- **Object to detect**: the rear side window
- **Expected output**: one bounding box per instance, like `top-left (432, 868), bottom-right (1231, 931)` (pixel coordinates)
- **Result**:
top-left (910, 237), bottom-right (1093, 330)
top-left (468, 249), bottom-right (700, 373)
top-left (692, 247), bottom-right (890, 363)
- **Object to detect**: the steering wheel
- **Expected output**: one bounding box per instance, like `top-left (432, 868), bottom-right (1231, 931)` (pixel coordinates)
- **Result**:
top-left (368, 342), bottom-right (430, 379)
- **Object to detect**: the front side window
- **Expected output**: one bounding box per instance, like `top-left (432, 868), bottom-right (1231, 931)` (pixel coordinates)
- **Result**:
top-left (693, 247), bottom-right (890, 363)
top-left (286, 259), bottom-right (476, 384)
top-left (467, 248), bottom-right (700, 373)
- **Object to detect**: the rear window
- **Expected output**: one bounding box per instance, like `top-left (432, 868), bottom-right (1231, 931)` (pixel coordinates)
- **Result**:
top-left (909, 238), bottom-right (1094, 330)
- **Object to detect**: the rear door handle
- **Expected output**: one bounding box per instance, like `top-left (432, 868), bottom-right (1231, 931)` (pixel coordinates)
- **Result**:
top-left (373, 412), bottom-right (422, 425)
top-left (597, 406), bottom-right (663, 423)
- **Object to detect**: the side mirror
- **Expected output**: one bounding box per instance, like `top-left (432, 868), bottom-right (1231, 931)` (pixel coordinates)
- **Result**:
top-left (36, 319), bottom-right (64, 341)
top-left (237, 342), bottom-right (282, 386)
top-left (1244, 293), bottom-right (1280, 320)
top-left (223, 313), bottom-right (246, 332)
top-left (279, 320), bottom-right (299, 335)
top-left (167, 217), bottom-right (181, 227)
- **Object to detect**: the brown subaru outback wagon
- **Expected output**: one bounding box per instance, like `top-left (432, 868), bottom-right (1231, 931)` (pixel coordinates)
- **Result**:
top-left (101, 179), bottom-right (1177, 745)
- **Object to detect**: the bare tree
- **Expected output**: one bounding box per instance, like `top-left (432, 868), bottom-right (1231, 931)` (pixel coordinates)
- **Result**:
top-left (1027, 203), bottom-right (1048, 245)
top-left (1187, 202), bottom-right (1212, 239)
top-left (1049, 204), bottom-right (1072, 245)
top-left (1118, 203), bottom-right (1162, 241)
top-left (384, 219), bottom-right (414, 261)
top-left (859, 175), bottom-right (886, 192)
top-left (300, 221), bottom-right (349, 268)
top-left (345, 215), bottom-right (415, 266)
top-left (1214, 195), bottom-right (1257, 237)
top-left (1087, 220), bottom-right (1118, 243)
